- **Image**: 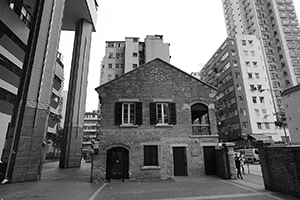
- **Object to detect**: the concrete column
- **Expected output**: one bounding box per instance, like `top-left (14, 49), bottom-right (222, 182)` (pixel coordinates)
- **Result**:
top-left (59, 19), bottom-right (92, 168)
top-left (222, 142), bottom-right (237, 179)
top-left (2, 0), bottom-right (65, 183)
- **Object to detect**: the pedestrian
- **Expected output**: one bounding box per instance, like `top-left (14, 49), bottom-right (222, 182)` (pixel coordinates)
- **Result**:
top-left (235, 154), bottom-right (243, 179)
top-left (240, 154), bottom-right (245, 175)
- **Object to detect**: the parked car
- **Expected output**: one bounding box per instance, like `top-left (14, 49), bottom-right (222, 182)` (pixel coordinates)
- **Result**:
top-left (236, 149), bottom-right (259, 163)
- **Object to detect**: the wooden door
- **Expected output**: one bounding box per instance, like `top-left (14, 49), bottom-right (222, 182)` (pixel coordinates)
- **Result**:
top-left (173, 147), bottom-right (187, 176)
top-left (203, 146), bottom-right (217, 175)
top-left (106, 147), bottom-right (129, 180)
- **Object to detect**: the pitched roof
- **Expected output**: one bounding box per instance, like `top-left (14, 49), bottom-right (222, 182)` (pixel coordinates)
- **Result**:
top-left (95, 58), bottom-right (218, 91)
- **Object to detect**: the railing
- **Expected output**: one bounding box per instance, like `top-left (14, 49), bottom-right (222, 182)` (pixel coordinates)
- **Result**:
top-left (191, 124), bottom-right (210, 136)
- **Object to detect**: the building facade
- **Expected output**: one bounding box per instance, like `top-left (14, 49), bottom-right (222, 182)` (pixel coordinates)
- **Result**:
top-left (281, 84), bottom-right (300, 143)
top-left (199, 35), bottom-right (286, 147)
top-left (83, 110), bottom-right (100, 154)
top-left (93, 59), bottom-right (219, 181)
top-left (0, 0), bottom-right (28, 158)
top-left (99, 35), bottom-right (170, 86)
top-left (45, 52), bottom-right (64, 160)
top-left (222, 0), bottom-right (300, 114)
top-left (0, 0), bottom-right (97, 183)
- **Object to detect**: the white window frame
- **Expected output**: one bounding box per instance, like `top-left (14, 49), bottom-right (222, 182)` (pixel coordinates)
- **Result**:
top-left (156, 103), bottom-right (169, 125)
top-left (122, 103), bottom-right (135, 125)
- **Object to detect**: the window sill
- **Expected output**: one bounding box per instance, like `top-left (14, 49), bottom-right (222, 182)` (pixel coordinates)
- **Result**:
top-left (154, 124), bottom-right (173, 128)
top-left (141, 166), bottom-right (160, 170)
top-left (119, 124), bottom-right (138, 128)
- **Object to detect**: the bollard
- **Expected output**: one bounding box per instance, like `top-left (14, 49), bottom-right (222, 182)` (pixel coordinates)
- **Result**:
top-left (247, 162), bottom-right (250, 174)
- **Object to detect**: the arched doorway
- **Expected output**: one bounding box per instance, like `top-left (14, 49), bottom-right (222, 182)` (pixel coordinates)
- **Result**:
top-left (106, 147), bottom-right (129, 180)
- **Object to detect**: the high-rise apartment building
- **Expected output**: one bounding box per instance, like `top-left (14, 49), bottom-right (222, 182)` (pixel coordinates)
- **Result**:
top-left (222, 0), bottom-right (300, 115)
top-left (82, 110), bottom-right (100, 155)
top-left (100, 35), bottom-right (170, 85)
top-left (46, 52), bottom-right (64, 157)
top-left (200, 35), bottom-right (287, 147)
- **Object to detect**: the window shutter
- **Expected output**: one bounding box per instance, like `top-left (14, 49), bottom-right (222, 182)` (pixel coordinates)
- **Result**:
top-left (151, 146), bottom-right (158, 166)
top-left (169, 102), bottom-right (177, 125)
top-left (144, 146), bottom-right (158, 166)
top-left (149, 103), bottom-right (157, 125)
top-left (144, 146), bottom-right (150, 166)
top-left (114, 102), bottom-right (122, 125)
top-left (135, 102), bottom-right (143, 125)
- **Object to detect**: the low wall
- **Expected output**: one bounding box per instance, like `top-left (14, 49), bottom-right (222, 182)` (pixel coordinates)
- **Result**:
top-left (215, 143), bottom-right (237, 179)
top-left (256, 142), bottom-right (300, 199)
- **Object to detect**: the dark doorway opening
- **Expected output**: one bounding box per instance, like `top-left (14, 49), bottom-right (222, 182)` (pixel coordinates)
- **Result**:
top-left (106, 147), bottom-right (129, 180)
top-left (203, 146), bottom-right (217, 175)
top-left (173, 147), bottom-right (187, 176)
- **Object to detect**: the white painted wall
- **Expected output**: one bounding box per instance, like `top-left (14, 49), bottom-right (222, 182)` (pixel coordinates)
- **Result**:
top-left (236, 34), bottom-right (284, 141)
top-left (145, 35), bottom-right (170, 63)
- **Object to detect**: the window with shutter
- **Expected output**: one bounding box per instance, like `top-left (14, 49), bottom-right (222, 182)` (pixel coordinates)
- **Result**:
top-left (115, 102), bottom-right (143, 126)
top-left (144, 145), bottom-right (158, 166)
top-left (149, 102), bottom-right (177, 125)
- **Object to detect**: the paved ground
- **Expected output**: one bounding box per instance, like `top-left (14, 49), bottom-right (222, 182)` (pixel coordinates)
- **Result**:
top-left (244, 163), bottom-right (262, 176)
top-left (0, 161), bottom-right (298, 200)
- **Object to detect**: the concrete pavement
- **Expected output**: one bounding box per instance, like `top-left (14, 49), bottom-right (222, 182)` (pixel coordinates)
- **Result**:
top-left (0, 160), bottom-right (102, 200)
top-left (95, 175), bottom-right (297, 200)
top-left (245, 163), bottom-right (262, 176)
top-left (0, 161), bottom-right (298, 200)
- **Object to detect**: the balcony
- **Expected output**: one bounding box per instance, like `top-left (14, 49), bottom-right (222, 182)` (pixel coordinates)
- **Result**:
top-left (191, 124), bottom-right (210, 136)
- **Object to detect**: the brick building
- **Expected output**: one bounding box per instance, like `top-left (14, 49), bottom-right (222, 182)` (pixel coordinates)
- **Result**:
top-left (93, 59), bottom-right (219, 181)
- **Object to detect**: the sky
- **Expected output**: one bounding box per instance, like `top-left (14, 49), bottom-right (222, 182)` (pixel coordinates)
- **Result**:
top-left (58, 0), bottom-right (300, 112)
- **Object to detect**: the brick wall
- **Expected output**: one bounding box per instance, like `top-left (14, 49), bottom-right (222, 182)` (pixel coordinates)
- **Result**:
top-left (257, 142), bottom-right (300, 199)
top-left (215, 143), bottom-right (237, 179)
top-left (93, 59), bottom-right (219, 181)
